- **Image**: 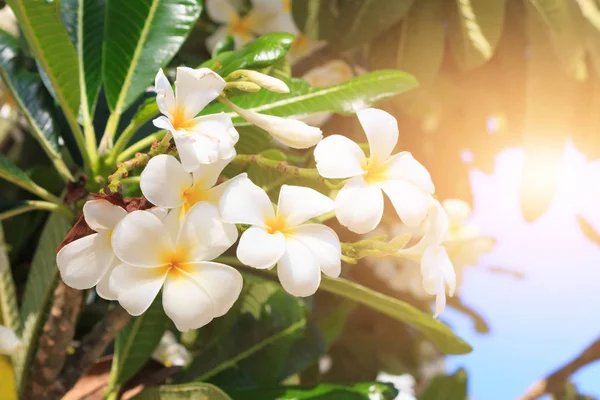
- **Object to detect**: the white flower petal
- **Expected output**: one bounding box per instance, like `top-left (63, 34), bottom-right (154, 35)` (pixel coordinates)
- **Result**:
top-left (385, 152), bottom-right (434, 193)
top-left (183, 262), bottom-right (243, 317)
top-left (314, 134), bottom-right (366, 179)
top-left (421, 245), bottom-right (455, 307)
top-left (162, 272), bottom-right (215, 331)
top-left (187, 113), bottom-right (239, 158)
top-left (175, 67), bottom-right (226, 119)
top-left (334, 176), bottom-right (384, 234)
top-left (146, 206), bottom-right (169, 221)
top-left (57, 233), bottom-right (114, 290)
top-left (206, 26), bottom-right (230, 52)
top-left (155, 68), bottom-right (175, 119)
top-left (277, 185), bottom-right (333, 226)
top-left (177, 202), bottom-right (237, 261)
top-left (140, 155), bottom-right (191, 209)
top-left (203, 172), bottom-right (245, 206)
top-left (112, 211), bottom-right (174, 267)
top-left (205, 0), bottom-right (237, 23)
top-left (95, 259), bottom-right (120, 301)
top-left (173, 133), bottom-right (216, 172)
top-left (380, 180), bottom-right (431, 228)
top-left (442, 199), bottom-right (472, 226)
top-left (153, 115), bottom-right (176, 134)
top-left (434, 290), bottom-right (446, 318)
top-left (254, 9), bottom-right (297, 34)
top-left (225, 100), bottom-right (322, 148)
top-left (277, 239), bottom-right (321, 297)
top-left (292, 224), bottom-right (341, 278)
top-left (192, 154), bottom-right (234, 190)
top-left (237, 227), bottom-right (286, 269)
top-left (83, 199), bottom-right (126, 232)
top-left (112, 264), bottom-right (167, 316)
top-left (220, 174), bottom-right (275, 226)
top-left (357, 108), bottom-right (398, 163)
top-left (0, 325), bottom-right (20, 356)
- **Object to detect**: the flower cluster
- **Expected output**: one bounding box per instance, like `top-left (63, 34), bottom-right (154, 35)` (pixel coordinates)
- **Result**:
top-left (57, 66), bottom-right (455, 330)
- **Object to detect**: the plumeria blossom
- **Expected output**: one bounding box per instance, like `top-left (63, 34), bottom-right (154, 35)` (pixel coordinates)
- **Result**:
top-left (220, 177), bottom-right (341, 297)
top-left (314, 108), bottom-right (434, 234)
top-left (205, 0), bottom-right (287, 51)
top-left (109, 203), bottom-right (241, 331)
top-left (153, 68), bottom-right (239, 172)
top-left (0, 325), bottom-right (20, 356)
top-left (152, 331), bottom-right (192, 367)
top-left (56, 199), bottom-right (166, 300)
top-left (140, 154), bottom-right (242, 230)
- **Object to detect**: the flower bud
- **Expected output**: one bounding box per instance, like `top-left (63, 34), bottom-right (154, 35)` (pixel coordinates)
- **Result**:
top-left (227, 69), bottom-right (290, 93)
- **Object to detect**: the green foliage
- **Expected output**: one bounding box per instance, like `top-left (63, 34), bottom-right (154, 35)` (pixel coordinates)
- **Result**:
top-left (0, 154), bottom-right (52, 200)
top-left (61, 0), bottom-right (106, 119)
top-left (419, 368), bottom-right (468, 400)
top-left (0, 226), bottom-right (19, 333)
top-left (202, 33), bottom-right (295, 77)
top-left (6, 0), bottom-right (81, 126)
top-left (107, 297), bottom-right (169, 396)
top-left (102, 0), bottom-right (202, 114)
top-left (12, 213), bottom-right (71, 392)
top-left (134, 382), bottom-right (232, 400)
top-left (202, 71), bottom-right (418, 124)
top-left (292, 0), bottom-right (415, 50)
top-left (226, 382), bottom-right (399, 400)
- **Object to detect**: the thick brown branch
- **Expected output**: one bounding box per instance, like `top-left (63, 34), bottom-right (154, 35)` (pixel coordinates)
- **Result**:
top-left (49, 305), bottom-right (131, 399)
top-left (518, 335), bottom-right (600, 399)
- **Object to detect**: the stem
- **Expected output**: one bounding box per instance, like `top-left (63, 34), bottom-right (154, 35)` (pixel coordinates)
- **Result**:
top-left (82, 115), bottom-right (98, 170)
top-left (121, 176), bottom-right (140, 185)
top-left (231, 154), bottom-right (322, 180)
top-left (116, 131), bottom-right (166, 163)
top-left (99, 112), bottom-right (121, 155)
top-left (63, 108), bottom-right (93, 174)
top-left (0, 201), bottom-right (72, 221)
top-left (109, 118), bottom-right (160, 165)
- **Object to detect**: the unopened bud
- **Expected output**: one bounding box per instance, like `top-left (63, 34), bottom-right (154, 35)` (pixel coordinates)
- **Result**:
top-left (227, 69), bottom-right (290, 93)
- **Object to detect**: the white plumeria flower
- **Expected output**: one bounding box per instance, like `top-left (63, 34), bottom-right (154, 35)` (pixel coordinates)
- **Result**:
top-left (153, 67), bottom-right (239, 172)
top-left (220, 177), bottom-right (341, 297)
top-left (222, 97), bottom-right (322, 148)
top-left (56, 200), bottom-right (166, 300)
top-left (0, 325), bottom-right (20, 356)
top-left (140, 154), bottom-right (242, 230)
top-left (110, 203), bottom-right (241, 331)
top-left (205, 0), bottom-right (286, 50)
top-left (152, 331), bottom-right (191, 367)
top-left (398, 199), bottom-right (456, 317)
top-left (314, 108), bottom-right (434, 234)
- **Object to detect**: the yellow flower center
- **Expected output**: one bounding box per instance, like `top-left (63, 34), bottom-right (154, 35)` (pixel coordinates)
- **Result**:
top-left (182, 183), bottom-right (212, 214)
top-left (170, 105), bottom-right (196, 131)
top-left (361, 159), bottom-right (389, 184)
top-left (283, 0), bottom-right (292, 13)
top-left (159, 247), bottom-right (192, 278)
top-left (265, 215), bottom-right (295, 236)
top-left (229, 15), bottom-right (254, 38)
top-left (292, 33), bottom-right (307, 52)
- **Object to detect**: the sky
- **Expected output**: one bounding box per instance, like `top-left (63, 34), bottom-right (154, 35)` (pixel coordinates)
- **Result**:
top-left (444, 142), bottom-right (600, 399)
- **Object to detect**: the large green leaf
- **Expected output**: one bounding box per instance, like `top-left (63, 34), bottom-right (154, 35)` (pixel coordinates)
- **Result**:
top-left (107, 297), bottom-right (168, 395)
top-left (103, 0), bottom-right (202, 114)
top-left (61, 0), bottom-right (106, 120)
top-left (448, 0), bottom-right (506, 70)
top-left (202, 32), bottom-right (295, 77)
top-left (6, 0), bottom-right (81, 123)
top-left (12, 213), bottom-right (71, 392)
top-left (0, 31), bottom-right (72, 182)
top-left (134, 383), bottom-right (232, 400)
top-left (0, 225), bottom-right (19, 333)
top-left (419, 369), bottom-right (468, 400)
top-left (202, 71), bottom-right (418, 125)
top-left (227, 382), bottom-right (399, 400)
top-left (0, 200), bottom-right (57, 221)
top-left (292, 0), bottom-right (415, 50)
top-left (180, 277), bottom-right (313, 384)
top-left (0, 153), bottom-right (54, 201)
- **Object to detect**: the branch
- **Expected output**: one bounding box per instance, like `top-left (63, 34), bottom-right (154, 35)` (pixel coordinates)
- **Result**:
top-left (518, 335), bottom-right (600, 399)
top-left (49, 306), bottom-right (131, 399)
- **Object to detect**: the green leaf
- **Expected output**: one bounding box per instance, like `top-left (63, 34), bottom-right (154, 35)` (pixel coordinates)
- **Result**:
top-left (6, 0), bottom-right (81, 124)
top-left (260, 56), bottom-right (292, 81)
top-left (108, 297), bottom-right (168, 395)
top-left (134, 383), bottom-right (232, 400)
top-left (202, 71), bottom-right (418, 125)
top-left (227, 382), bottom-right (399, 400)
top-left (0, 153), bottom-right (52, 201)
top-left (103, 0), bottom-right (202, 114)
top-left (61, 0), bottom-right (106, 119)
top-left (448, 0), bottom-right (506, 70)
top-left (419, 368), bottom-right (468, 400)
top-left (12, 213), bottom-right (71, 393)
top-left (0, 225), bottom-right (20, 333)
top-left (202, 32), bottom-right (295, 77)
top-left (292, 0), bottom-right (414, 50)
top-left (0, 30), bottom-right (73, 182)
top-left (0, 200), bottom-right (57, 221)
top-left (180, 277), bottom-right (310, 384)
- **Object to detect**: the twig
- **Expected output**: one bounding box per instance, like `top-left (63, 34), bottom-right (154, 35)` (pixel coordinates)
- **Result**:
top-left (49, 306), bottom-right (132, 399)
top-left (518, 336), bottom-right (600, 399)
